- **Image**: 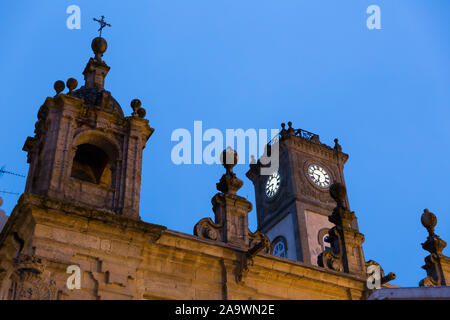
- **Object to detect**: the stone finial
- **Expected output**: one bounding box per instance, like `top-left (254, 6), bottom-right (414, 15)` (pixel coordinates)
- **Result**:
top-left (287, 121), bottom-right (295, 135)
top-left (421, 209), bottom-right (437, 236)
top-left (421, 209), bottom-right (446, 255)
top-left (53, 80), bottom-right (65, 95)
top-left (220, 147), bottom-right (238, 174)
top-left (216, 147), bottom-right (243, 194)
top-left (130, 99), bottom-right (147, 119)
top-left (131, 99), bottom-right (141, 113)
top-left (318, 182), bottom-right (366, 275)
top-left (91, 37), bottom-right (108, 61)
top-left (334, 138), bottom-right (342, 152)
top-left (66, 78), bottom-right (78, 94)
top-left (137, 108), bottom-right (146, 118)
top-left (419, 209), bottom-right (449, 286)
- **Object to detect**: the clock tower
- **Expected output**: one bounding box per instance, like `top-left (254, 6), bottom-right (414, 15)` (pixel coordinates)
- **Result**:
top-left (246, 122), bottom-right (358, 266)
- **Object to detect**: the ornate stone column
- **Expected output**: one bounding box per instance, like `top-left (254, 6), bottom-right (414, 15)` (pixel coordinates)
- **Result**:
top-left (318, 183), bottom-right (366, 274)
top-left (194, 148), bottom-right (270, 284)
top-left (194, 148), bottom-right (253, 247)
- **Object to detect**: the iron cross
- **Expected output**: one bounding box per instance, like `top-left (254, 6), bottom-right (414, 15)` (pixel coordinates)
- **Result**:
top-left (93, 15), bottom-right (111, 37)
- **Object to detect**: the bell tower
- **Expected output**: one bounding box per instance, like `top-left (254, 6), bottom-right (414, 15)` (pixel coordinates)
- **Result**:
top-left (247, 122), bottom-right (359, 265)
top-left (22, 37), bottom-right (153, 220)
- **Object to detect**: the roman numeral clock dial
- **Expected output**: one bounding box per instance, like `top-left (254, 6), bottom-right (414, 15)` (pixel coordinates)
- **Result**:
top-left (307, 164), bottom-right (331, 188)
top-left (265, 172), bottom-right (281, 199)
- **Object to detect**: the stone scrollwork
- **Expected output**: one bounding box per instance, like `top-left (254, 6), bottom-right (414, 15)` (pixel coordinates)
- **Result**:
top-left (317, 227), bottom-right (344, 272)
top-left (317, 183), bottom-right (366, 275)
top-left (248, 230), bottom-right (271, 255)
top-left (194, 218), bottom-right (222, 241)
top-left (420, 253), bottom-right (445, 287)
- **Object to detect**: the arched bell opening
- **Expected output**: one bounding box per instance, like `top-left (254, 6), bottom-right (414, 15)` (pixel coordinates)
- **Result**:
top-left (70, 143), bottom-right (112, 186)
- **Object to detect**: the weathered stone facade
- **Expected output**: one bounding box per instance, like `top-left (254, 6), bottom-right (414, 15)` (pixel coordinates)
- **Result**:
top-left (0, 192), bottom-right (371, 300)
top-left (0, 36), bottom-right (448, 300)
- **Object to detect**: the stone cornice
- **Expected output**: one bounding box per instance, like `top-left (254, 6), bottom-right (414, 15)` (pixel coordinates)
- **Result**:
top-left (5, 194), bottom-right (167, 242)
top-left (282, 135), bottom-right (349, 164)
top-left (246, 133), bottom-right (348, 180)
top-left (160, 229), bottom-right (367, 286)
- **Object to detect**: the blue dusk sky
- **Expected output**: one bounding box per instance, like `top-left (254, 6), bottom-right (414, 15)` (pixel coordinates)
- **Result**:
top-left (0, 1), bottom-right (449, 287)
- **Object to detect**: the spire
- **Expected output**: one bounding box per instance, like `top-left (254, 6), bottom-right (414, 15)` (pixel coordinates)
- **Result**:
top-left (82, 37), bottom-right (110, 89)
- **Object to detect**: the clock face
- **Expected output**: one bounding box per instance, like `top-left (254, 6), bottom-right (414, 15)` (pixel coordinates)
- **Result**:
top-left (307, 164), bottom-right (331, 188)
top-left (265, 172), bottom-right (281, 199)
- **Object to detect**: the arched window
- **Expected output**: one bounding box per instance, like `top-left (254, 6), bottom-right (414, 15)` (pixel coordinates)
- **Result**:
top-left (271, 236), bottom-right (287, 258)
top-left (70, 144), bottom-right (112, 185)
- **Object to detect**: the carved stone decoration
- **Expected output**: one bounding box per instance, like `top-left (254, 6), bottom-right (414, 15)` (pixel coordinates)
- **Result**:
top-left (236, 231), bottom-right (271, 284)
top-left (130, 99), bottom-right (147, 119)
top-left (420, 253), bottom-right (445, 287)
top-left (317, 227), bottom-right (344, 272)
top-left (194, 218), bottom-right (222, 241)
top-left (53, 80), bottom-right (65, 95)
top-left (216, 148), bottom-right (243, 194)
top-left (333, 138), bottom-right (342, 152)
top-left (66, 78), bottom-right (78, 94)
top-left (14, 272), bottom-right (57, 300)
top-left (317, 183), bottom-right (366, 275)
top-left (248, 230), bottom-right (271, 255)
top-left (365, 260), bottom-right (396, 285)
top-left (419, 209), bottom-right (449, 287)
top-left (11, 254), bottom-right (57, 300)
top-left (194, 148), bottom-right (253, 247)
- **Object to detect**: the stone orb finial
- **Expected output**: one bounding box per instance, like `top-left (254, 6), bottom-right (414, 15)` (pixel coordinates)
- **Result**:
top-left (421, 208), bottom-right (437, 235)
top-left (220, 147), bottom-right (238, 172)
top-left (131, 99), bottom-right (142, 112)
top-left (334, 138), bottom-right (342, 151)
top-left (137, 107), bottom-right (146, 118)
top-left (91, 37), bottom-right (108, 60)
top-left (53, 80), bottom-right (65, 95)
top-left (329, 182), bottom-right (347, 207)
top-left (66, 78), bottom-right (78, 94)
top-left (287, 121), bottom-right (295, 135)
